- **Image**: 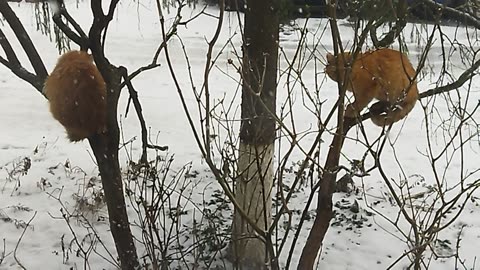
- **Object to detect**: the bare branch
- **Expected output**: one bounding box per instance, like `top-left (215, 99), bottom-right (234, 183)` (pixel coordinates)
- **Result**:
top-left (90, 0), bottom-right (105, 18)
top-left (52, 0), bottom-right (89, 50)
top-left (102, 0), bottom-right (119, 48)
top-left (0, 1), bottom-right (47, 78)
top-left (0, 28), bottom-right (41, 90)
top-left (202, 0), bottom-right (224, 160)
top-left (421, 0), bottom-right (480, 29)
top-left (88, 1), bottom-right (112, 82)
top-left (420, 57), bottom-right (480, 98)
top-left (88, 0), bottom-right (120, 76)
top-left (0, 1), bottom-right (47, 92)
top-left (119, 66), bottom-right (168, 164)
top-left (14, 211), bottom-right (37, 270)
top-left (0, 28), bottom-right (20, 66)
top-left (119, 63), bottom-right (161, 89)
top-left (370, 0), bottom-right (408, 48)
top-left (106, 0), bottom-right (119, 20)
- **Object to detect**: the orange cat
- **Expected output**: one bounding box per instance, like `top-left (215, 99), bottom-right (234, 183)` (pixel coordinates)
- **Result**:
top-left (44, 50), bottom-right (106, 141)
top-left (325, 48), bottom-right (418, 126)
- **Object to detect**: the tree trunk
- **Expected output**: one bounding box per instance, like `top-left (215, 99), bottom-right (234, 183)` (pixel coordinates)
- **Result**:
top-left (297, 118), bottom-right (355, 269)
top-left (229, 0), bottom-right (279, 268)
top-left (89, 68), bottom-right (139, 270)
top-left (230, 143), bottom-right (275, 268)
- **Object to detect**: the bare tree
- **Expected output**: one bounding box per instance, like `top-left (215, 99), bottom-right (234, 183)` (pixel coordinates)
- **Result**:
top-left (0, 1), bottom-right (171, 269)
top-left (297, 0), bottom-right (480, 269)
top-left (157, 0), bottom-right (480, 268)
top-left (27, 0), bottom-right (475, 268)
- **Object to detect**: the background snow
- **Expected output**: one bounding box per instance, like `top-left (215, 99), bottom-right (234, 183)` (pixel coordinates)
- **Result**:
top-left (0, 1), bottom-right (479, 269)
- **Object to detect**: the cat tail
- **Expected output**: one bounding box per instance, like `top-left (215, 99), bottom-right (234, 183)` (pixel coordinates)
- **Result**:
top-left (371, 85), bottom-right (419, 127)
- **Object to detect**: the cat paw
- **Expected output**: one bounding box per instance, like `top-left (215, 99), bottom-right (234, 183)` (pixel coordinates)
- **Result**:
top-left (369, 101), bottom-right (390, 116)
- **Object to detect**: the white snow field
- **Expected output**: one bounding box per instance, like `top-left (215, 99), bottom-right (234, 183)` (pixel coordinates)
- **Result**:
top-left (0, 1), bottom-right (479, 269)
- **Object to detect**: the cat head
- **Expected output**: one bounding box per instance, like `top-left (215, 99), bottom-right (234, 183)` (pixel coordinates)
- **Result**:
top-left (324, 52), bottom-right (353, 82)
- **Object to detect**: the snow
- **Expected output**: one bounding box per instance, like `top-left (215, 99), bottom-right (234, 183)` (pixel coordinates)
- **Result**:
top-left (1, 1), bottom-right (479, 270)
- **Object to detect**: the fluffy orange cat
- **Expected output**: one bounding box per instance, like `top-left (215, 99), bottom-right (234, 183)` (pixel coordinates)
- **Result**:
top-left (325, 48), bottom-right (419, 126)
top-left (44, 50), bottom-right (106, 141)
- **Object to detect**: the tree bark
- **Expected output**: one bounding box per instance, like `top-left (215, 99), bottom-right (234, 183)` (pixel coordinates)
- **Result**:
top-left (229, 0), bottom-right (279, 268)
top-left (297, 117), bottom-right (355, 269)
top-left (230, 143), bottom-right (275, 268)
top-left (87, 3), bottom-right (140, 267)
top-left (88, 66), bottom-right (139, 270)
top-left (89, 134), bottom-right (139, 270)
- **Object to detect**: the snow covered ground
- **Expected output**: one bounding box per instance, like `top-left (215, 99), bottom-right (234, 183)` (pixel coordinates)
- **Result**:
top-left (0, 1), bottom-right (479, 269)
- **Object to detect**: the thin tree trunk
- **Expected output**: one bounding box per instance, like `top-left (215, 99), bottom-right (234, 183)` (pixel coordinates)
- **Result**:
top-left (87, 2), bottom-right (140, 263)
top-left (89, 134), bottom-right (139, 270)
top-left (229, 0), bottom-right (279, 268)
top-left (297, 118), bottom-right (355, 269)
top-left (89, 68), bottom-right (139, 270)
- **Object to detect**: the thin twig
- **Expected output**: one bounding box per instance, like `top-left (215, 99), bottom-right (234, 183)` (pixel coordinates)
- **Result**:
top-left (119, 66), bottom-right (168, 164)
top-left (202, 0), bottom-right (225, 160)
top-left (14, 211), bottom-right (37, 270)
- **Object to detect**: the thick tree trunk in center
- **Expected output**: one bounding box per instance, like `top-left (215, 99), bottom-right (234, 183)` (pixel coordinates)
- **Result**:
top-left (229, 0), bottom-right (279, 268)
top-left (230, 143), bottom-right (274, 268)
